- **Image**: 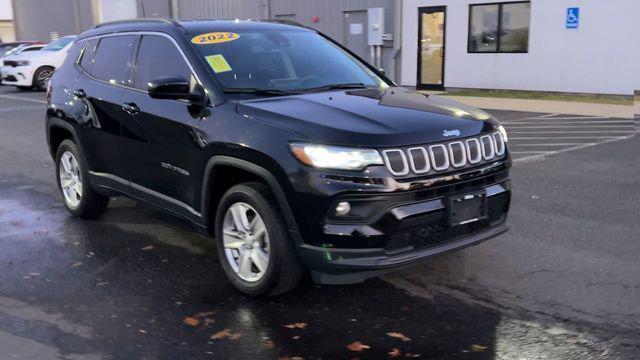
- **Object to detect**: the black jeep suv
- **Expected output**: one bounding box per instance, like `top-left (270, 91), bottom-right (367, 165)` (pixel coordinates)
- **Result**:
top-left (46, 19), bottom-right (511, 296)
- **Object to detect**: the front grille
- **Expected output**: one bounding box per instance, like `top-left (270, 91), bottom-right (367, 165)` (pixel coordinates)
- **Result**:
top-left (381, 132), bottom-right (506, 177)
top-left (2, 60), bottom-right (18, 67)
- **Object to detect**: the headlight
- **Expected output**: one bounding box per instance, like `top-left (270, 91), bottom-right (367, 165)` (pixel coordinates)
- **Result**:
top-left (290, 143), bottom-right (383, 170)
top-left (497, 125), bottom-right (508, 142)
top-left (15, 60), bottom-right (30, 67)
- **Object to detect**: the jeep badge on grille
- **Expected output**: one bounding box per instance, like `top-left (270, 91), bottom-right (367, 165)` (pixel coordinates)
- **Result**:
top-left (443, 129), bottom-right (461, 137)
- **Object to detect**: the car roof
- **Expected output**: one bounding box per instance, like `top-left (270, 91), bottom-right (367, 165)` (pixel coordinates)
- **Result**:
top-left (77, 18), bottom-right (312, 41)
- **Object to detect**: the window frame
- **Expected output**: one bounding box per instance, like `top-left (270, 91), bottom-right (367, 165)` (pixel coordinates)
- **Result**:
top-left (130, 34), bottom-right (193, 92)
top-left (74, 31), bottom-right (204, 97)
top-left (467, 1), bottom-right (530, 54)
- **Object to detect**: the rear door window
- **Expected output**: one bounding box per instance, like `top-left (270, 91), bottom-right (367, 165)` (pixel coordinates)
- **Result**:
top-left (91, 35), bottom-right (138, 86)
top-left (133, 35), bottom-right (191, 91)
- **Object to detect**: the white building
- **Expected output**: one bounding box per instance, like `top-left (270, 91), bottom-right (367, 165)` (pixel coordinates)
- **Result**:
top-left (401, 0), bottom-right (638, 95)
top-left (0, 0), bottom-right (15, 42)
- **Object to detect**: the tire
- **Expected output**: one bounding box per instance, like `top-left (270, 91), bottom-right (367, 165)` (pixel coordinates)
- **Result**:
top-left (32, 66), bottom-right (54, 91)
top-left (55, 139), bottom-right (109, 219)
top-left (215, 182), bottom-right (303, 297)
top-left (17, 86), bottom-right (33, 91)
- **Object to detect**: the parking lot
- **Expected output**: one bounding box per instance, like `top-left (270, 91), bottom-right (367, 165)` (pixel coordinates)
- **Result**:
top-left (0, 85), bottom-right (638, 359)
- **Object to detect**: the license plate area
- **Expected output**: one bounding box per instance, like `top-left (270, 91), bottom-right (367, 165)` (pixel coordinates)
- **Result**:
top-left (447, 191), bottom-right (487, 226)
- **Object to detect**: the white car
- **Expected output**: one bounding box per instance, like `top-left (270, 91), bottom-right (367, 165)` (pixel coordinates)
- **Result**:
top-left (0, 35), bottom-right (76, 91)
top-left (1, 44), bottom-right (45, 58)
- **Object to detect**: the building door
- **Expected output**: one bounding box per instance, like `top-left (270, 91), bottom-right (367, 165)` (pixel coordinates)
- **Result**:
top-left (417, 6), bottom-right (446, 90)
top-left (343, 11), bottom-right (369, 63)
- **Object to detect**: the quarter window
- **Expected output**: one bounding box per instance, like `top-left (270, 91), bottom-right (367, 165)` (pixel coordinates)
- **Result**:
top-left (79, 39), bottom-right (98, 73)
top-left (133, 35), bottom-right (191, 91)
top-left (91, 35), bottom-right (137, 86)
top-left (468, 2), bottom-right (530, 53)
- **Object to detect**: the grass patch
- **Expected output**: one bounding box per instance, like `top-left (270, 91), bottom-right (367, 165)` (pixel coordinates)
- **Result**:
top-left (442, 89), bottom-right (632, 106)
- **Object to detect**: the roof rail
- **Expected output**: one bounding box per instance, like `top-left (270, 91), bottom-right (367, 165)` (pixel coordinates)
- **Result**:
top-left (94, 18), bottom-right (180, 29)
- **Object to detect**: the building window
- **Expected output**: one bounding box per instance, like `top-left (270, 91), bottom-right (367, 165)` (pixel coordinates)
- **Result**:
top-left (468, 1), bottom-right (530, 53)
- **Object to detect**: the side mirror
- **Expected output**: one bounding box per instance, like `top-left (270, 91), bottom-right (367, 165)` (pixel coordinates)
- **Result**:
top-left (148, 76), bottom-right (204, 103)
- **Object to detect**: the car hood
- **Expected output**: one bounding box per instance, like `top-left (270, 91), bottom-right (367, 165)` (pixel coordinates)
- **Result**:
top-left (235, 88), bottom-right (500, 147)
top-left (5, 50), bottom-right (58, 62)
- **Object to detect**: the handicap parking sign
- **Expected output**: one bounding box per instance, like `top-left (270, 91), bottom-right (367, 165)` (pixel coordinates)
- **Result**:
top-left (566, 7), bottom-right (579, 29)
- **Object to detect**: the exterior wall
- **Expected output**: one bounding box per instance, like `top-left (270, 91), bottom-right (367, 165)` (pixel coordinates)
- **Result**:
top-left (12, 0), bottom-right (91, 41)
top-left (0, 20), bottom-right (14, 42)
top-left (402, 0), bottom-right (635, 95)
top-left (177, 0), bottom-right (268, 19)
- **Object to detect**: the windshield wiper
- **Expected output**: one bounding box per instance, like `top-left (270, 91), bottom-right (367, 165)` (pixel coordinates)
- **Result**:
top-left (223, 88), bottom-right (299, 96)
top-left (299, 83), bottom-right (369, 93)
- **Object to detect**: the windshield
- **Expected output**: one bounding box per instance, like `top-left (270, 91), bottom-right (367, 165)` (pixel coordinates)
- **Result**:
top-left (41, 37), bottom-right (74, 51)
top-left (190, 29), bottom-right (388, 93)
top-left (0, 44), bottom-right (20, 56)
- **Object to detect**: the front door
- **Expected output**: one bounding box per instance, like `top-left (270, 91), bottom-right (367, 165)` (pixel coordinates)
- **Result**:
top-left (417, 7), bottom-right (446, 90)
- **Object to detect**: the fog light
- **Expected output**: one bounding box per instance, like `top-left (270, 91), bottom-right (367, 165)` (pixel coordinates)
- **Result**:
top-left (335, 201), bottom-right (351, 216)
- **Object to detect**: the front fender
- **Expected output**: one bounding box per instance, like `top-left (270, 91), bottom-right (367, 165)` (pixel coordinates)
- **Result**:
top-left (201, 155), bottom-right (303, 245)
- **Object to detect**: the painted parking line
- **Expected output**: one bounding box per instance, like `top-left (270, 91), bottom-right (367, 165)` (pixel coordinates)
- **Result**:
top-left (504, 113), bottom-right (636, 162)
top-left (0, 94), bottom-right (46, 104)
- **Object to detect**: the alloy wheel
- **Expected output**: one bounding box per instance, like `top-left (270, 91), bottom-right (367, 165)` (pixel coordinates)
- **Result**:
top-left (59, 151), bottom-right (83, 208)
top-left (222, 202), bottom-right (270, 282)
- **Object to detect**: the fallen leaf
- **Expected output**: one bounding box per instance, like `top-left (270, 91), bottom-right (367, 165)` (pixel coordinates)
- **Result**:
top-left (72, 262), bottom-right (83, 267)
top-left (292, 335), bottom-right (300, 340)
top-left (388, 348), bottom-right (402, 358)
top-left (387, 332), bottom-right (411, 342)
top-left (138, 329), bottom-right (147, 334)
top-left (211, 329), bottom-right (231, 339)
top-left (283, 322), bottom-right (307, 329)
top-left (183, 317), bottom-right (200, 326)
top-left (471, 344), bottom-right (487, 352)
top-left (346, 341), bottom-right (370, 352)
top-left (210, 329), bottom-right (242, 340)
top-left (404, 353), bottom-right (421, 358)
top-left (195, 311), bottom-right (217, 318)
top-left (265, 340), bottom-right (275, 349)
top-left (141, 245), bottom-right (154, 251)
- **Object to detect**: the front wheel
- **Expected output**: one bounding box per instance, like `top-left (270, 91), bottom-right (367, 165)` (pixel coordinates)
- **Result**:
top-left (215, 182), bottom-right (303, 297)
top-left (33, 66), bottom-right (54, 91)
top-left (55, 139), bottom-right (109, 218)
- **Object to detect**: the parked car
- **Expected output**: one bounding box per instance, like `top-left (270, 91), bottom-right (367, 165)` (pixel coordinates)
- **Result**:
top-left (1, 36), bottom-right (75, 90)
top-left (0, 41), bottom-right (43, 56)
top-left (1, 43), bottom-right (45, 58)
top-left (46, 19), bottom-right (511, 297)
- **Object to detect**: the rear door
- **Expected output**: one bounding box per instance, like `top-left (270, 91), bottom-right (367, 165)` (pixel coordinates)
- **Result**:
top-left (119, 34), bottom-right (201, 211)
top-left (75, 35), bottom-right (138, 178)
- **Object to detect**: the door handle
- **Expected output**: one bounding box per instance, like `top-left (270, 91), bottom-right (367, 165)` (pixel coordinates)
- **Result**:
top-left (122, 102), bottom-right (140, 115)
top-left (73, 89), bottom-right (86, 98)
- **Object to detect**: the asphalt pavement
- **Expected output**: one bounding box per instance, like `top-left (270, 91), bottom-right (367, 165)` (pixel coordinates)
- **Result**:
top-left (0, 86), bottom-right (638, 359)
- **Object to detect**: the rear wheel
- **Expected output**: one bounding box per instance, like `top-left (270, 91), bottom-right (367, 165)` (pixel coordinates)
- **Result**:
top-left (17, 86), bottom-right (33, 91)
top-left (215, 182), bottom-right (303, 297)
top-left (33, 66), bottom-right (54, 91)
top-left (55, 140), bottom-right (109, 218)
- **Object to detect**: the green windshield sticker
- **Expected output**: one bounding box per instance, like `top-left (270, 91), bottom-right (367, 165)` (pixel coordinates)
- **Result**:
top-left (206, 54), bottom-right (232, 73)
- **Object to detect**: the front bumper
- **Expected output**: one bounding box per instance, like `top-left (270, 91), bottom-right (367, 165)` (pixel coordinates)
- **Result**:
top-left (292, 163), bottom-right (511, 284)
top-left (0, 66), bottom-right (33, 86)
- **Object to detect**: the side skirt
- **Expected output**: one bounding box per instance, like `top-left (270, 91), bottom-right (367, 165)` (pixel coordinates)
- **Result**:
top-left (88, 171), bottom-right (208, 233)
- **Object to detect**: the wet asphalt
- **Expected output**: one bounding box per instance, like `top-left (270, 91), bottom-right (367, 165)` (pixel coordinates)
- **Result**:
top-left (0, 86), bottom-right (638, 359)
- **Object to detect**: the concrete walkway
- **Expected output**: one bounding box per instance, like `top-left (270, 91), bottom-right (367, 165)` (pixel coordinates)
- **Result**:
top-left (438, 95), bottom-right (634, 119)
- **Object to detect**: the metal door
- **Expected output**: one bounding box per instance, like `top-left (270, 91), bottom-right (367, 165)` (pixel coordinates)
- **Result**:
top-left (343, 11), bottom-right (369, 63)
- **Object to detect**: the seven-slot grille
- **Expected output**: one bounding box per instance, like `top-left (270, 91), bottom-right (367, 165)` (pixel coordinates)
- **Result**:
top-left (381, 132), bottom-right (506, 177)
